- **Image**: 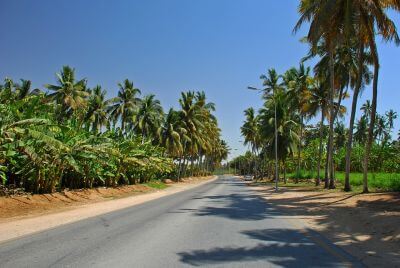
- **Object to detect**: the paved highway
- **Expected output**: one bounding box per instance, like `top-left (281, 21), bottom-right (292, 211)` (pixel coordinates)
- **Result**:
top-left (0, 176), bottom-right (361, 267)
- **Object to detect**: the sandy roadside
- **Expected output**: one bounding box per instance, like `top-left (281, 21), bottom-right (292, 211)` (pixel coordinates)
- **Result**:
top-left (0, 176), bottom-right (218, 244)
top-left (250, 183), bottom-right (400, 267)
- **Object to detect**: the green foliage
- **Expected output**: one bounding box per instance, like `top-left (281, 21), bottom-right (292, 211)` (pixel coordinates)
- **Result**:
top-left (0, 68), bottom-right (228, 194)
top-left (335, 172), bottom-right (400, 191)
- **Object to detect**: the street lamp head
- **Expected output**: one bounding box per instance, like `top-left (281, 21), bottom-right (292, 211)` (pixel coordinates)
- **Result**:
top-left (247, 86), bottom-right (260, 91)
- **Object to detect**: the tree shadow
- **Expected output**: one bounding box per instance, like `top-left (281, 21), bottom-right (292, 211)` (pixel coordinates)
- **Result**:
top-left (192, 193), bottom-right (280, 221)
top-left (178, 228), bottom-right (343, 267)
top-left (252, 186), bottom-right (400, 267)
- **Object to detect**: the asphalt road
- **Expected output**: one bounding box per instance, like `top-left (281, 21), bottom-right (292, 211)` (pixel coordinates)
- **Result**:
top-left (0, 176), bottom-right (361, 268)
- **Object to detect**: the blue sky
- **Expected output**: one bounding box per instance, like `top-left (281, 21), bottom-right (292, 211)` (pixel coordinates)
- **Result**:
top-left (1, 0), bottom-right (399, 159)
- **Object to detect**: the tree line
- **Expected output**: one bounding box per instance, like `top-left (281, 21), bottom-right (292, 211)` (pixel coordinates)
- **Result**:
top-left (0, 66), bottom-right (228, 193)
top-left (234, 0), bottom-right (400, 192)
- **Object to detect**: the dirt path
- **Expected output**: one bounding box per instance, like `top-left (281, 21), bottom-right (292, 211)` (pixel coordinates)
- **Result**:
top-left (250, 183), bottom-right (400, 267)
top-left (0, 176), bottom-right (217, 243)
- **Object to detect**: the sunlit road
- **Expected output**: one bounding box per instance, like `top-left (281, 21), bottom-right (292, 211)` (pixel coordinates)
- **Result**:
top-left (0, 176), bottom-right (361, 267)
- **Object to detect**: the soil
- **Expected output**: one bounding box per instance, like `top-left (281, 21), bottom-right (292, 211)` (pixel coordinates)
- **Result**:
top-left (250, 183), bottom-right (400, 267)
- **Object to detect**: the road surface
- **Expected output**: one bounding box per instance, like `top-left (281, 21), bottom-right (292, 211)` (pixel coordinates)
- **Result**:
top-left (0, 176), bottom-right (361, 267)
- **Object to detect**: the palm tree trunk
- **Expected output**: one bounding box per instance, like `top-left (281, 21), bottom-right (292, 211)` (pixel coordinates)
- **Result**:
top-left (344, 44), bottom-right (364, 192)
top-left (177, 158), bottom-right (182, 181)
top-left (296, 116), bottom-right (303, 184)
top-left (316, 110), bottom-right (325, 186)
top-left (324, 138), bottom-right (330, 188)
top-left (363, 50), bottom-right (379, 193)
top-left (283, 160), bottom-right (287, 184)
top-left (328, 45), bottom-right (336, 189)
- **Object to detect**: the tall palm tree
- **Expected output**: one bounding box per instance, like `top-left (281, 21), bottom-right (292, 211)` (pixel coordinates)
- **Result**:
top-left (385, 109), bottom-right (397, 130)
top-left (354, 116), bottom-right (368, 144)
top-left (133, 94), bottom-right (163, 143)
top-left (294, 0), bottom-right (342, 189)
top-left (241, 108), bottom-right (260, 153)
top-left (343, 39), bottom-right (373, 191)
top-left (259, 88), bottom-right (299, 183)
top-left (85, 85), bottom-right (109, 133)
top-left (108, 79), bottom-right (141, 132)
top-left (158, 108), bottom-right (184, 158)
top-left (178, 91), bottom-right (202, 178)
top-left (301, 78), bottom-right (329, 186)
top-left (252, 68), bottom-right (283, 184)
top-left (287, 63), bottom-right (312, 182)
top-left (361, 100), bottom-right (372, 122)
top-left (357, 0), bottom-right (400, 193)
top-left (45, 66), bottom-right (88, 121)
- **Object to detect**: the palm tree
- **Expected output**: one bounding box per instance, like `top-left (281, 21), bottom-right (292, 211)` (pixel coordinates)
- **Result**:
top-left (287, 63), bottom-right (312, 182)
top-left (178, 91), bottom-right (202, 178)
top-left (45, 66), bottom-right (88, 122)
top-left (354, 116), bottom-right (368, 144)
top-left (85, 85), bottom-right (109, 133)
top-left (241, 108), bottom-right (260, 153)
top-left (15, 79), bottom-right (40, 100)
top-left (385, 109), bottom-right (397, 130)
top-left (251, 68), bottom-right (282, 186)
top-left (294, 0), bottom-right (342, 189)
top-left (361, 100), bottom-right (372, 122)
top-left (302, 78), bottom-right (329, 186)
top-left (259, 88), bottom-right (299, 183)
top-left (356, 0), bottom-right (400, 193)
top-left (108, 79), bottom-right (141, 132)
top-left (158, 108), bottom-right (184, 158)
top-left (133, 94), bottom-right (164, 143)
top-left (343, 39), bottom-right (373, 191)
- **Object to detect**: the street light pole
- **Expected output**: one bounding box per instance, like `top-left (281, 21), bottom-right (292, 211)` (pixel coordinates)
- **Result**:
top-left (274, 87), bottom-right (279, 191)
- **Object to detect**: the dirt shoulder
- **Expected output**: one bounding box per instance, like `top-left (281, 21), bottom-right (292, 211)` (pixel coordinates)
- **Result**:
top-left (0, 176), bottom-right (217, 243)
top-left (250, 183), bottom-right (400, 268)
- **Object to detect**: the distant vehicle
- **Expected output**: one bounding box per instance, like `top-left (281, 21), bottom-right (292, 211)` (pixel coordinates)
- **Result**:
top-left (244, 175), bottom-right (254, 181)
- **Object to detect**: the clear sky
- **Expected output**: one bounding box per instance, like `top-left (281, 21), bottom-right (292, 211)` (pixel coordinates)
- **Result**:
top-left (1, 0), bottom-right (399, 159)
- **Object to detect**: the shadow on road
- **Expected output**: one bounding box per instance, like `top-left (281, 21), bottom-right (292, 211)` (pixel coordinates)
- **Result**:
top-left (193, 193), bottom-right (279, 220)
top-left (178, 228), bottom-right (341, 267)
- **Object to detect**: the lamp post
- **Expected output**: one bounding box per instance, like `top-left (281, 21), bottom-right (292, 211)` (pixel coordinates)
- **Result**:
top-left (248, 85), bottom-right (279, 191)
top-left (273, 91), bottom-right (279, 191)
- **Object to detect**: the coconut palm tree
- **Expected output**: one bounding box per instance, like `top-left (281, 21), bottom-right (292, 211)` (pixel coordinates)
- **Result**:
top-left (259, 88), bottom-right (299, 183)
top-left (85, 85), bottom-right (109, 133)
top-left (108, 79), bottom-right (141, 132)
top-left (158, 108), bottom-right (184, 158)
top-left (354, 116), bottom-right (368, 144)
top-left (178, 91), bottom-right (202, 178)
top-left (250, 68), bottom-right (283, 185)
top-left (356, 0), bottom-right (400, 193)
top-left (301, 78), bottom-right (329, 185)
top-left (45, 66), bottom-right (88, 122)
top-left (133, 94), bottom-right (164, 143)
top-left (385, 109), bottom-right (397, 130)
top-left (241, 108), bottom-right (260, 153)
top-left (287, 63), bottom-right (312, 182)
top-left (294, 0), bottom-right (342, 189)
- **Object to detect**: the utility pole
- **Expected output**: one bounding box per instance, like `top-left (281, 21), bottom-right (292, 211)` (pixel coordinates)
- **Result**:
top-left (274, 86), bottom-right (279, 191)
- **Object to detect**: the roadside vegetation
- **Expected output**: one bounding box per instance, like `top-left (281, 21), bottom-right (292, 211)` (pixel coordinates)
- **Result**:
top-left (0, 67), bottom-right (228, 194)
top-left (232, 0), bottom-right (400, 192)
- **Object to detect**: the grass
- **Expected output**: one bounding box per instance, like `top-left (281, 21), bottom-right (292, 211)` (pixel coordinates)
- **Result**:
top-left (213, 168), bottom-right (231, 175)
top-left (285, 170), bottom-right (400, 192)
top-left (144, 180), bottom-right (169, 190)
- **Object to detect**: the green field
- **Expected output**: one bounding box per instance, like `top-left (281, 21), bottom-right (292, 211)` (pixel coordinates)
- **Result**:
top-left (144, 181), bottom-right (169, 190)
top-left (286, 171), bottom-right (400, 191)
